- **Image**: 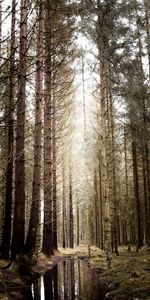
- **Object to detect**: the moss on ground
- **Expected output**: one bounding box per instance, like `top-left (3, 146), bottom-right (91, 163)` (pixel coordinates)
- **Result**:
top-left (99, 246), bottom-right (150, 299)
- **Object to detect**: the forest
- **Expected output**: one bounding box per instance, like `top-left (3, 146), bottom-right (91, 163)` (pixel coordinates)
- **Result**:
top-left (0, 0), bottom-right (150, 299)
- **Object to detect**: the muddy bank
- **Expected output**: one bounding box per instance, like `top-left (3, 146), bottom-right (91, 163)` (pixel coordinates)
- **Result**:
top-left (0, 253), bottom-right (67, 299)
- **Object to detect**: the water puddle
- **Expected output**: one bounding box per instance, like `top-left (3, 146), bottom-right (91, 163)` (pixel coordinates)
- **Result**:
top-left (33, 259), bottom-right (108, 300)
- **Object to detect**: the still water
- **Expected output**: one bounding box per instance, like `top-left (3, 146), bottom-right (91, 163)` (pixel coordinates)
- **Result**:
top-left (32, 259), bottom-right (108, 300)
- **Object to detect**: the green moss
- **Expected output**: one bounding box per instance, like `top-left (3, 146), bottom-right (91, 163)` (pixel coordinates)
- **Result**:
top-left (99, 246), bottom-right (150, 299)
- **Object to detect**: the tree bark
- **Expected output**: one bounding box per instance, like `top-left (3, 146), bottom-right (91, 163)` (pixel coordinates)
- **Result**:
top-left (109, 90), bottom-right (119, 255)
top-left (124, 125), bottom-right (131, 250)
top-left (94, 170), bottom-right (99, 247)
top-left (99, 161), bottom-right (104, 250)
top-left (62, 157), bottom-right (66, 248)
top-left (24, 0), bottom-right (44, 257)
top-left (97, 0), bottom-right (112, 264)
top-left (76, 205), bottom-right (79, 246)
top-left (1, 0), bottom-right (16, 259)
top-left (143, 0), bottom-right (150, 79)
top-left (52, 91), bottom-right (57, 250)
top-left (69, 173), bottom-right (74, 248)
top-left (131, 138), bottom-right (142, 251)
top-left (42, 0), bottom-right (54, 256)
top-left (11, 0), bottom-right (28, 259)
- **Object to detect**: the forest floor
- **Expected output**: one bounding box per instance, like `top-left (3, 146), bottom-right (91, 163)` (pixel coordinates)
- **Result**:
top-left (59, 245), bottom-right (150, 299)
top-left (0, 245), bottom-right (150, 299)
top-left (0, 262), bottom-right (31, 300)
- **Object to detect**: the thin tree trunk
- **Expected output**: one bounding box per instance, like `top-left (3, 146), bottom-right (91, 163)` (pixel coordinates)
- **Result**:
top-left (141, 91), bottom-right (150, 245)
top-left (143, 0), bottom-right (150, 79)
top-left (76, 205), bottom-right (79, 246)
top-left (145, 142), bottom-right (150, 245)
top-left (52, 93), bottom-right (57, 250)
top-left (109, 91), bottom-right (119, 256)
top-left (99, 161), bottom-right (104, 250)
top-left (69, 173), bottom-right (74, 248)
top-left (24, 0), bottom-right (44, 257)
top-left (142, 153), bottom-right (149, 243)
top-left (132, 139), bottom-right (142, 251)
top-left (94, 170), bottom-right (99, 247)
top-left (136, 18), bottom-right (150, 245)
top-left (11, 0), bottom-right (28, 259)
top-left (1, 0), bottom-right (16, 259)
top-left (62, 158), bottom-right (66, 248)
top-left (42, 0), bottom-right (53, 256)
top-left (124, 125), bottom-right (131, 250)
top-left (99, 41), bottom-right (112, 263)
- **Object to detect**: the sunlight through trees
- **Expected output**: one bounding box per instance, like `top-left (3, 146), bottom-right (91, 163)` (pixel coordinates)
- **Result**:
top-left (0, 0), bottom-right (149, 273)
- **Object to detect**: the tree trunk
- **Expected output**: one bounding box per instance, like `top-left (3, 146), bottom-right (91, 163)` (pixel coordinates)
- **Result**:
top-left (52, 92), bottom-right (57, 250)
top-left (142, 152), bottom-right (149, 244)
top-left (69, 173), bottom-right (74, 248)
top-left (94, 170), bottom-right (99, 247)
top-left (143, 0), bottom-right (150, 79)
top-left (42, 0), bottom-right (53, 256)
top-left (76, 205), bottom-right (79, 246)
top-left (1, 0), bottom-right (16, 259)
top-left (124, 125), bottom-right (131, 250)
top-left (97, 0), bottom-right (112, 263)
top-left (99, 161), bottom-right (104, 250)
top-left (99, 41), bottom-right (112, 263)
top-left (11, 0), bottom-right (28, 260)
top-left (136, 18), bottom-right (150, 245)
top-left (109, 90), bottom-right (119, 255)
top-left (62, 158), bottom-right (66, 248)
top-left (141, 96), bottom-right (150, 245)
top-left (145, 142), bottom-right (150, 245)
top-left (43, 0), bottom-right (53, 256)
top-left (24, 0), bottom-right (44, 257)
top-left (132, 138), bottom-right (142, 251)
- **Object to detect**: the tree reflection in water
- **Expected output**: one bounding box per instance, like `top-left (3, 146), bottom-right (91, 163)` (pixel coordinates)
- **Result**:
top-left (33, 259), bottom-right (107, 300)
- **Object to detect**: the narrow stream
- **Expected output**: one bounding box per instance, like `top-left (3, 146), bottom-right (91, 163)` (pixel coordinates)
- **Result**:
top-left (33, 259), bottom-right (108, 300)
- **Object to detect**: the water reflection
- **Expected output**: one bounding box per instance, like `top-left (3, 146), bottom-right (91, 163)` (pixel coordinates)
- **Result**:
top-left (33, 278), bottom-right (41, 300)
top-left (33, 259), bottom-right (107, 300)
